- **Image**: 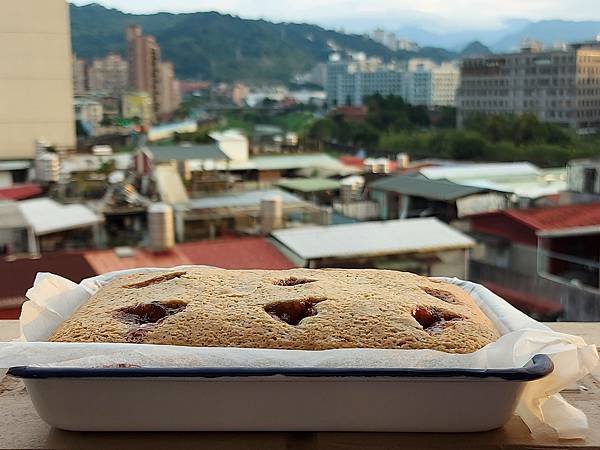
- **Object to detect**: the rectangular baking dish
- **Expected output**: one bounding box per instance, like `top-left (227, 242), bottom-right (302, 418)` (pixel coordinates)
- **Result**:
top-left (8, 354), bottom-right (552, 432)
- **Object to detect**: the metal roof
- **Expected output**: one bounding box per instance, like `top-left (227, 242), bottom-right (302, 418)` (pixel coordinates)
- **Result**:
top-left (369, 175), bottom-right (487, 201)
top-left (271, 218), bottom-right (475, 260)
top-left (228, 153), bottom-right (347, 172)
top-left (188, 189), bottom-right (304, 210)
top-left (17, 198), bottom-right (103, 235)
top-left (147, 144), bottom-right (229, 162)
top-left (420, 162), bottom-right (540, 181)
top-left (276, 178), bottom-right (341, 193)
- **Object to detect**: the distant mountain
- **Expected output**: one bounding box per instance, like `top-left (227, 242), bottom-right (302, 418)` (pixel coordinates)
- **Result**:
top-left (493, 20), bottom-right (600, 50)
top-left (460, 41), bottom-right (493, 57)
top-left (69, 3), bottom-right (457, 83)
top-left (396, 20), bottom-right (530, 50)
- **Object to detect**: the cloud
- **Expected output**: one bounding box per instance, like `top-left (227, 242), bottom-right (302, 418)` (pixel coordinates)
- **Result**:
top-left (71, 0), bottom-right (600, 31)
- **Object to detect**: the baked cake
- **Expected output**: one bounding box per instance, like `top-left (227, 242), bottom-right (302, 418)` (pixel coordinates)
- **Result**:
top-left (49, 268), bottom-right (499, 353)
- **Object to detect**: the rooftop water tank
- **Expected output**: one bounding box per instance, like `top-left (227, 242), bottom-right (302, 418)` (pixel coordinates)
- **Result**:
top-left (148, 203), bottom-right (175, 252)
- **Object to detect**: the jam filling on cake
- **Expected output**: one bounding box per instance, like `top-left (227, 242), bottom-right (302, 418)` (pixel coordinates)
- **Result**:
top-left (412, 306), bottom-right (463, 334)
top-left (121, 271), bottom-right (186, 289)
top-left (420, 286), bottom-right (459, 304)
top-left (273, 277), bottom-right (317, 286)
top-left (113, 300), bottom-right (188, 343)
top-left (265, 297), bottom-right (326, 325)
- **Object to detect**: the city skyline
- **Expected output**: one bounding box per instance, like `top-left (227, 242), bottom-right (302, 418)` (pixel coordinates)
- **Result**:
top-left (70, 0), bottom-right (600, 32)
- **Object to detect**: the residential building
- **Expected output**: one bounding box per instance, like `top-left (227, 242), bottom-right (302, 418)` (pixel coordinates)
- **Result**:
top-left (405, 60), bottom-right (461, 106)
top-left (325, 55), bottom-right (405, 106)
top-left (467, 204), bottom-right (600, 320)
top-left (88, 53), bottom-right (128, 96)
top-left (74, 98), bottom-right (103, 131)
top-left (122, 91), bottom-right (154, 124)
top-left (0, 0), bottom-right (76, 159)
top-left (271, 218), bottom-right (475, 278)
top-left (368, 175), bottom-right (509, 222)
top-left (126, 25), bottom-right (162, 115)
top-left (72, 54), bottom-right (87, 95)
top-left (371, 29), bottom-right (386, 45)
top-left (158, 61), bottom-right (181, 115)
top-left (326, 55), bottom-right (460, 107)
top-left (457, 40), bottom-right (600, 129)
top-left (230, 83), bottom-right (250, 106)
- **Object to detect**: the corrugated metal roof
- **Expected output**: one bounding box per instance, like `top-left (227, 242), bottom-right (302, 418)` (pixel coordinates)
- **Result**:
top-left (17, 198), bottom-right (102, 235)
top-left (147, 144), bottom-right (229, 162)
top-left (188, 189), bottom-right (303, 210)
top-left (369, 175), bottom-right (486, 201)
top-left (276, 178), bottom-right (341, 193)
top-left (228, 153), bottom-right (347, 171)
top-left (420, 162), bottom-right (540, 181)
top-left (272, 218), bottom-right (475, 260)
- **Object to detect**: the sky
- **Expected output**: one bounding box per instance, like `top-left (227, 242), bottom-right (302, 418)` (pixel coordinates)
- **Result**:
top-left (71, 0), bottom-right (600, 32)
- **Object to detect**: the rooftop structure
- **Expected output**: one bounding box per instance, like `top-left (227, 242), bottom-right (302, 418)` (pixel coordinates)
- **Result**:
top-left (272, 218), bottom-right (474, 276)
top-left (18, 198), bottom-right (102, 236)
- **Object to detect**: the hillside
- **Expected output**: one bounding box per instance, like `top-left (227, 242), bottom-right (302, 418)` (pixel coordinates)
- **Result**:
top-left (69, 3), bottom-right (457, 83)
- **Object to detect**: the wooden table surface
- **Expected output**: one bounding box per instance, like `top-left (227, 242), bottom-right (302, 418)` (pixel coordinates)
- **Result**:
top-left (1, 320), bottom-right (599, 450)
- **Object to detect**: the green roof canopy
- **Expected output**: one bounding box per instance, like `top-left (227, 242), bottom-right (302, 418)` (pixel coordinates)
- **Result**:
top-left (369, 175), bottom-right (490, 201)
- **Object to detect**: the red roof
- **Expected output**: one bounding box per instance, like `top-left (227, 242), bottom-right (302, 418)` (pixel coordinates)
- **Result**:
top-left (503, 203), bottom-right (600, 231)
top-left (179, 237), bottom-right (295, 269)
top-left (339, 155), bottom-right (364, 168)
top-left (83, 237), bottom-right (295, 274)
top-left (483, 282), bottom-right (562, 317)
top-left (0, 183), bottom-right (42, 201)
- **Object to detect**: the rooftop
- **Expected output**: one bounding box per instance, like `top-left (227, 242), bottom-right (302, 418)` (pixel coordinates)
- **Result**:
top-left (147, 144), bottom-right (229, 162)
top-left (83, 237), bottom-right (295, 274)
top-left (0, 184), bottom-right (42, 201)
top-left (17, 198), bottom-right (103, 235)
top-left (369, 174), bottom-right (488, 201)
top-left (228, 153), bottom-right (348, 172)
top-left (187, 189), bottom-right (304, 210)
top-left (506, 203), bottom-right (600, 235)
top-left (420, 162), bottom-right (540, 181)
top-left (276, 178), bottom-right (341, 193)
top-left (272, 218), bottom-right (475, 261)
top-left (469, 203), bottom-right (600, 236)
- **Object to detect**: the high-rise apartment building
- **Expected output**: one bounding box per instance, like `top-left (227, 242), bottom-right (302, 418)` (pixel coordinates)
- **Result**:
top-left (158, 61), bottom-right (181, 115)
top-left (457, 41), bottom-right (600, 129)
top-left (88, 53), bottom-right (128, 96)
top-left (72, 54), bottom-right (87, 95)
top-left (126, 25), bottom-right (162, 116)
top-left (326, 55), bottom-right (459, 107)
top-left (0, 0), bottom-right (76, 159)
top-left (405, 60), bottom-right (461, 107)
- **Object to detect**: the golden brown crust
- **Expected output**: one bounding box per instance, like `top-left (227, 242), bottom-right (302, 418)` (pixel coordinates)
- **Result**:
top-left (49, 268), bottom-right (499, 353)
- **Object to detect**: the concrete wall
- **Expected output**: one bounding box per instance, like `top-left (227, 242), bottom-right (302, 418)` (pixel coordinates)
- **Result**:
top-left (431, 249), bottom-right (468, 279)
top-left (0, 0), bottom-right (76, 160)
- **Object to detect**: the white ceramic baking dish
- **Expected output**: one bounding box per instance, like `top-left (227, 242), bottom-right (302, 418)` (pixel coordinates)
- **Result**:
top-left (8, 355), bottom-right (553, 432)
